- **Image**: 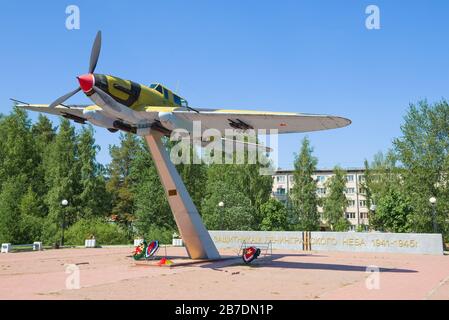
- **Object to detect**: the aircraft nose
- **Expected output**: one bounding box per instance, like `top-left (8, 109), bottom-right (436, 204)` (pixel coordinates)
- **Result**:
top-left (77, 74), bottom-right (94, 92)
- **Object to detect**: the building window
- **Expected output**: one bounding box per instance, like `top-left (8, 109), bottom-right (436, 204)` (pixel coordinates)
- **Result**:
top-left (345, 187), bottom-right (355, 194)
top-left (346, 175), bottom-right (354, 182)
top-left (360, 212), bottom-right (369, 219)
top-left (289, 175), bottom-right (294, 182)
top-left (276, 175), bottom-right (286, 183)
top-left (359, 200), bottom-right (367, 207)
top-left (317, 187), bottom-right (326, 195)
top-left (348, 200), bottom-right (356, 207)
top-left (349, 225), bottom-right (356, 231)
top-left (358, 187), bottom-right (366, 194)
top-left (345, 212), bottom-right (356, 219)
top-left (316, 175), bottom-right (326, 183)
top-left (276, 187), bottom-right (286, 195)
top-left (358, 175), bottom-right (365, 182)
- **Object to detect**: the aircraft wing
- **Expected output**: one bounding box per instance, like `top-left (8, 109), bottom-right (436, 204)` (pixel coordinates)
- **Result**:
top-left (16, 103), bottom-right (93, 123)
top-left (170, 108), bottom-right (351, 134)
top-left (17, 104), bottom-right (350, 135)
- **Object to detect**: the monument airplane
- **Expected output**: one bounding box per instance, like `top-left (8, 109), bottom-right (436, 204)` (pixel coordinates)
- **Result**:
top-left (14, 31), bottom-right (351, 260)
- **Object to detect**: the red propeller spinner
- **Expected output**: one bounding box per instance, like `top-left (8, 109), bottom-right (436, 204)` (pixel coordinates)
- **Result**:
top-left (77, 74), bottom-right (94, 92)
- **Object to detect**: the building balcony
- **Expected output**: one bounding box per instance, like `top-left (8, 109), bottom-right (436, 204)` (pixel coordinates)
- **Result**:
top-left (272, 192), bottom-right (288, 201)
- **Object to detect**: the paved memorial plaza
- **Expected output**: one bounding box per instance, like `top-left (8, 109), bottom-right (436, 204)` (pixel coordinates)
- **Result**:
top-left (1, 246), bottom-right (448, 300)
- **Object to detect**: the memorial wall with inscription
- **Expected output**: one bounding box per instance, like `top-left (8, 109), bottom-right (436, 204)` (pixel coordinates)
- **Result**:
top-left (209, 231), bottom-right (444, 255)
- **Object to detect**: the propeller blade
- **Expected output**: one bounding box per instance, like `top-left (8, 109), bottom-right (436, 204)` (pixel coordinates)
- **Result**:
top-left (49, 87), bottom-right (81, 108)
top-left (88, 31), bottom-right (102, 74)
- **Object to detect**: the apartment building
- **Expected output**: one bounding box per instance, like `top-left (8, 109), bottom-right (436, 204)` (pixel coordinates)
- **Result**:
top-left (272, 168), bottom-right (369, 231)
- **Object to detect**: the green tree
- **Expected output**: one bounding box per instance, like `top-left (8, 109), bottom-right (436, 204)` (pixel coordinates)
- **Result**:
top-left (363, 151), bottom-right (411, 232)
top-left (322, 167), bottom-right (349, 231)
top-left (239, 161), bottom-right (273, 226)
top-left (76, 126), bottom-right (110, 219)
top-left (393, 100), bottom-right (449, 235)
top-left (362, 159), bottom-right (373, 216)
top-left (31, 114), bottom-right (55, 149)
top-left (31, 114), bottom-right (56, 199)
top-left (204, 161), bottom-right (272, 228)
top-left (289, 137), bottom-right (320, 230)
top-left (177, 154), bottom-right (207, 211)
top-left (43, 118), bottom-right (79, 245)
top-left (202, 132), bottom-right (273, 228)
top-left (260, 198), bottom-right (289, 231)
top-left (107, 133), bottom-right (141, 224)
top-left (371, 188), bottom-right (413, 233)
top-left (64, 218), bottom-right (128, 245)
top-left (0, 108), bottom-right (45, 244)
top-left (0, 177), bottom-right (43, 244)
top-left (0, 108), bottom-right (37, 188)
top-left (0, 178), bottom-right (26, 243)
top-left (19, 186), bottom-right (45, 243)
top-left (202, 180), bottom-right (255, 230)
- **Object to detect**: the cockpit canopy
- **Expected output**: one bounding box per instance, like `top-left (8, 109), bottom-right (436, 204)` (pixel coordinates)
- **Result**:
top-left (149, 83), bottom-right (188, 107)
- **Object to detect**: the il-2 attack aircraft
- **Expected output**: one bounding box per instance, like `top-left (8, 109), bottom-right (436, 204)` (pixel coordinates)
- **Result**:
top-left (15, 31), bottom-right (350, 142)
top-left (14, 31), bottom-right (351, 260)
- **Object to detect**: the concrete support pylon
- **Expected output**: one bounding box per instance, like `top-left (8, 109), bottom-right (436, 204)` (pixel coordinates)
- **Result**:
top-left (144, 132), bottom-right (220, 260)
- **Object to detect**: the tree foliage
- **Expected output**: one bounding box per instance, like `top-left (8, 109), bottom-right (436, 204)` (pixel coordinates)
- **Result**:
top-left (289, 137), bottom-right (320, 230)
top-left (64, 218), bottom-right (128, 245)
top-left (202, 180), bottom-right (255, 230)
top-left (43, 119), bottom-right (79, 245)
top-left (106, 133), bottom-right (141, 224)
top-left (260, 198), bottom-right (289, 231)
top-left (0, 178), bottom-right (27, 243)
top-left (0, 109), bottom-right (44, 243)
top-left (76, 126), bottom-right (110, 219)
top-left (322, 167), bottom-right (350, 231)
top-left (131, 139), bottom-right (174, 236)
top-left (364, 151), bottom-right (412, 232)
top-left (371, 188), bottom-right (413, 233)
top-left (202, 153), bottom-right (272, 229)
top-left (393, 100), bottom-right (449, 234)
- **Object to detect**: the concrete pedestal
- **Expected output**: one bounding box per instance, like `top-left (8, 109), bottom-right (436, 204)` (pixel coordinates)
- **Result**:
top-left (144, 132), bottom-right (220, 260)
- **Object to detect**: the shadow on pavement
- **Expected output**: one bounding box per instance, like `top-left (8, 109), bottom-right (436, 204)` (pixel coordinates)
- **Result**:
top-left (200, 253), bottom-right (418, 273)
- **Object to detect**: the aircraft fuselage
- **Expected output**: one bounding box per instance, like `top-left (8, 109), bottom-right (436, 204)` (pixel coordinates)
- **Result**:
top-left (79, 73), bottom-right (187, 112)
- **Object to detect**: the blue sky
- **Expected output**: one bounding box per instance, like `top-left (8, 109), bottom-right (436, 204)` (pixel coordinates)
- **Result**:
top-left (1, 1), bottom-right (448, 169)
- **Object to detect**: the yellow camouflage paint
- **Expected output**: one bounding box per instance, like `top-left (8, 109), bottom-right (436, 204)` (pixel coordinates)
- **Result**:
top-left (99, 74), bottom-right (184, 111)
top-left (84, 105), bottom-right (102, 111)
top-left (144, 106), bottom-right (180, 113)
top-left (133, 84), bottom-right (168, 110)
top-left (106, 75), bottom-right (131, 102)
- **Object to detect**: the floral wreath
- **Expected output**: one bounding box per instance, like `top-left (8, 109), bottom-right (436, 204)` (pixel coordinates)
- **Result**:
top-left (242, 246), bottom-right (261, 264)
